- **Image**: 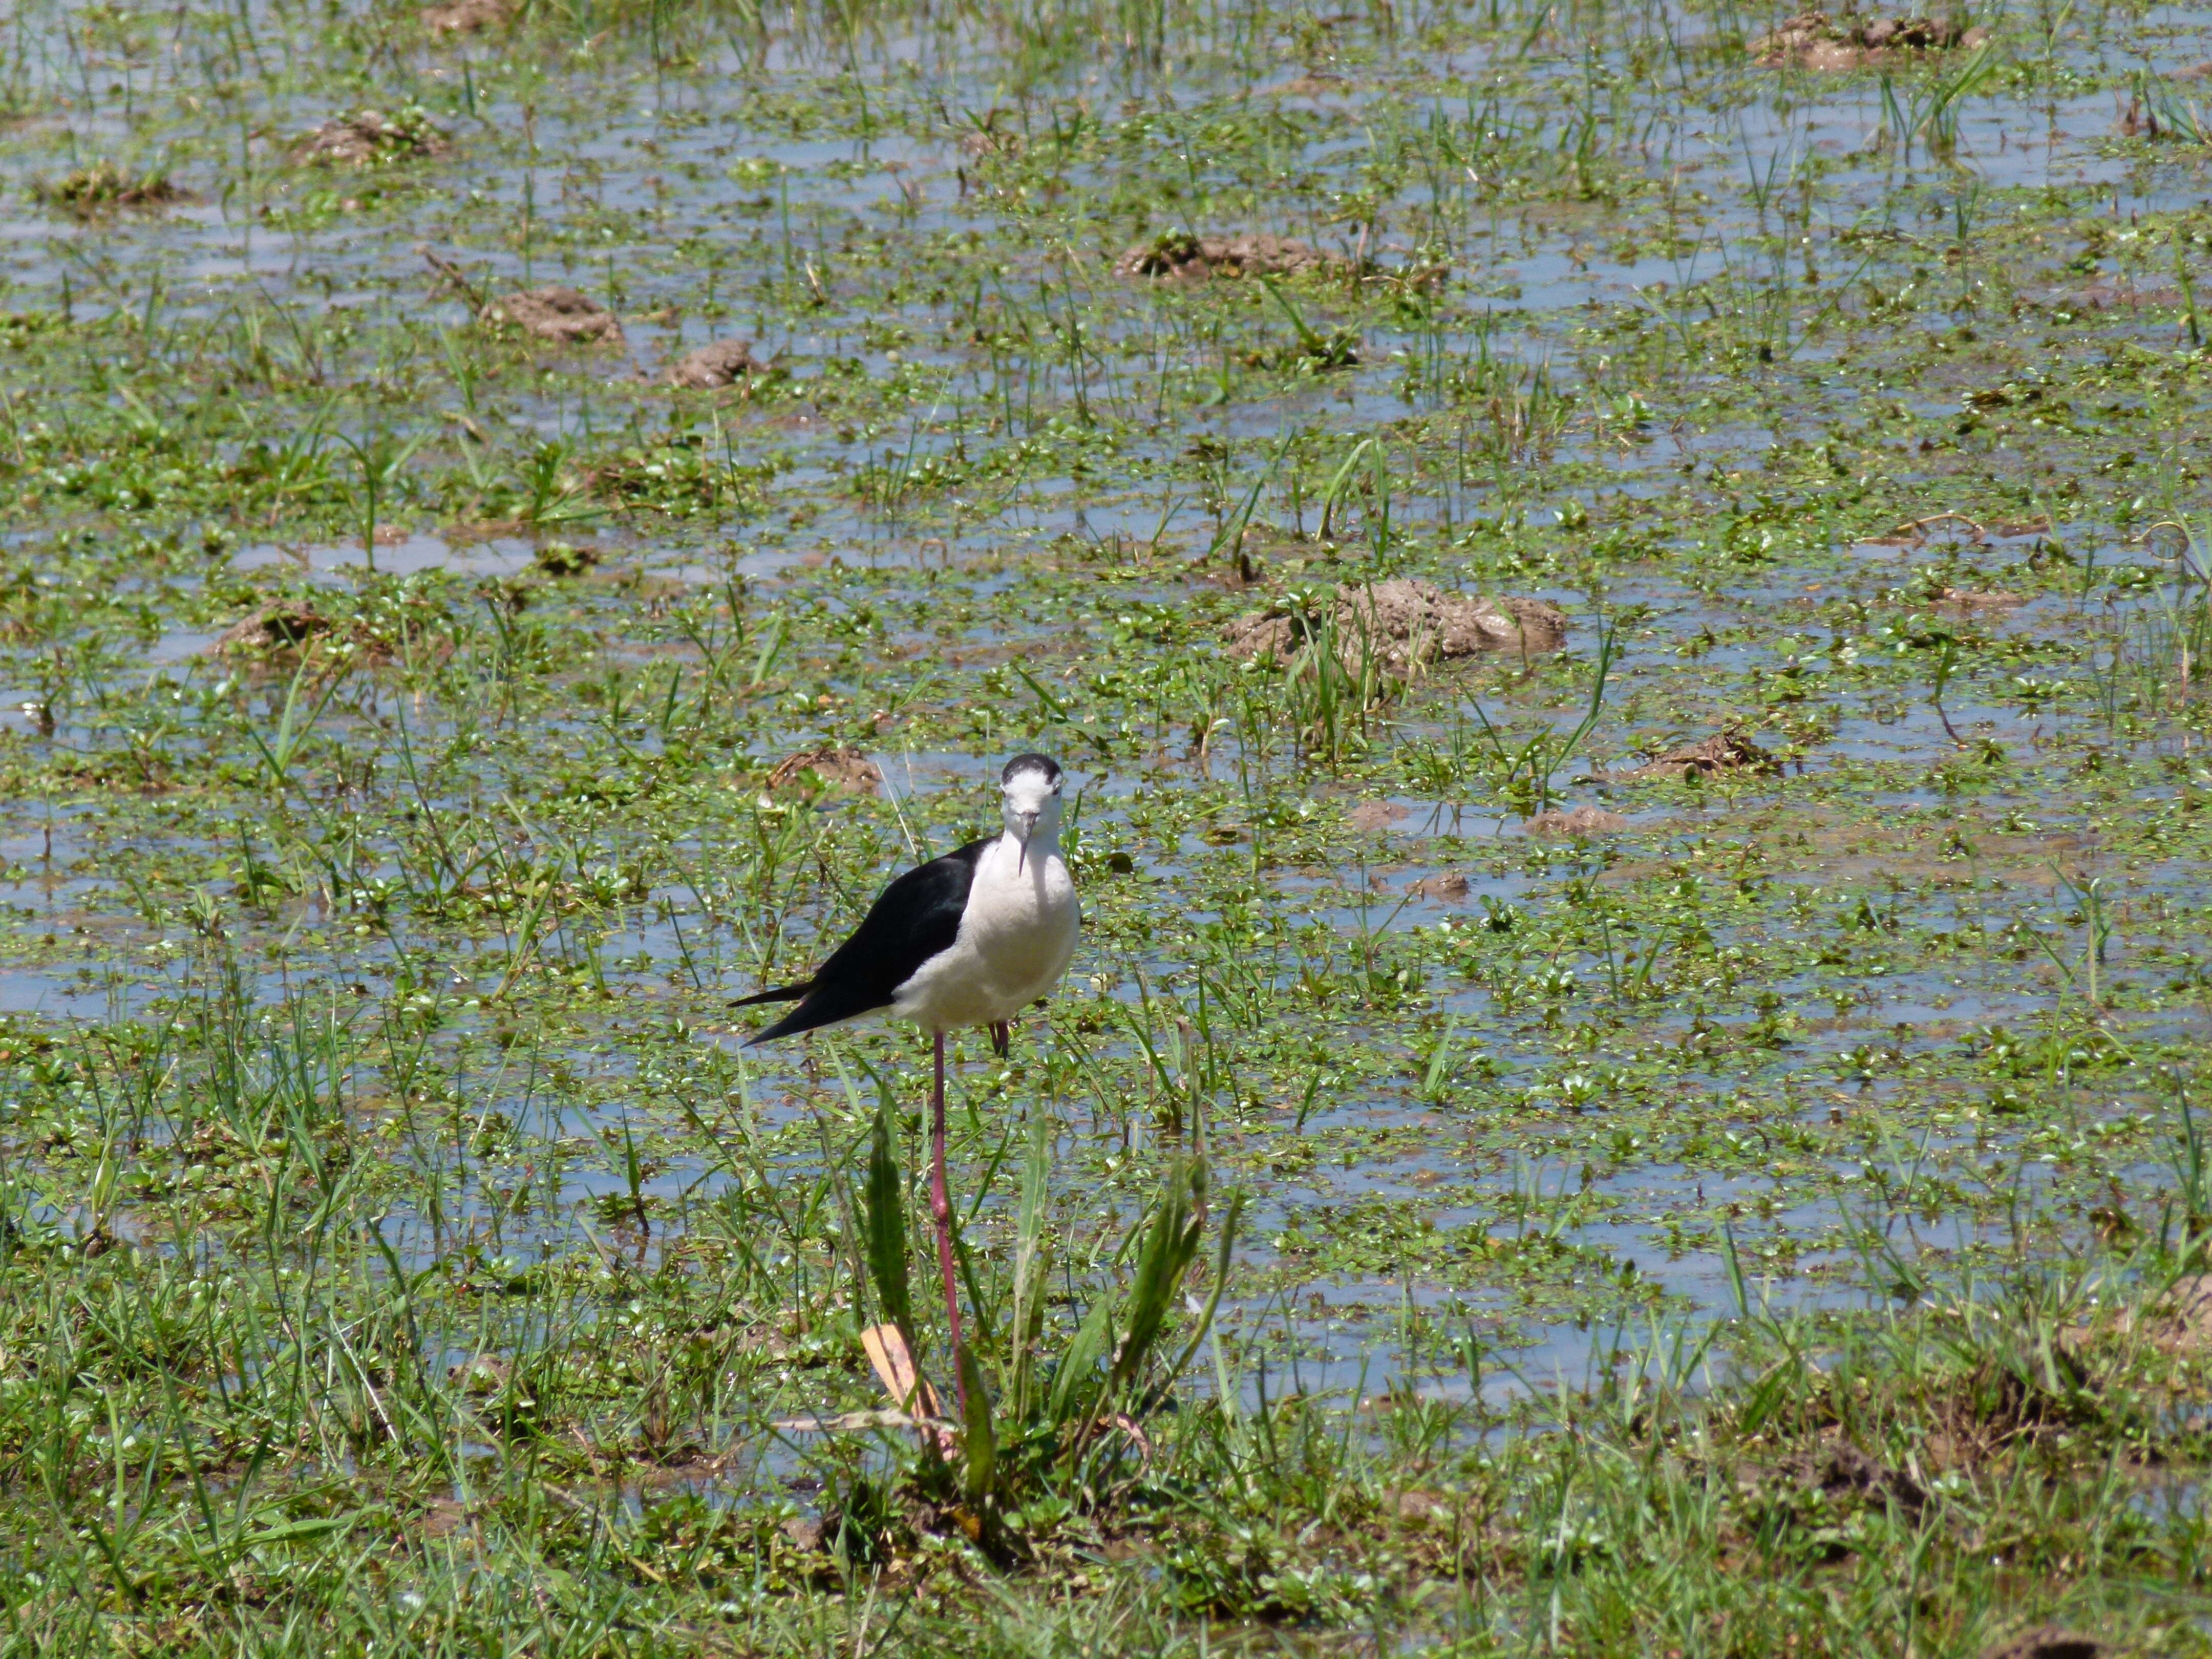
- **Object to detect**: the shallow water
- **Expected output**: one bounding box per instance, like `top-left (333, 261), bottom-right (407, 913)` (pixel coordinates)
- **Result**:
top-left (2, 0), bottom-right (2209, 1461)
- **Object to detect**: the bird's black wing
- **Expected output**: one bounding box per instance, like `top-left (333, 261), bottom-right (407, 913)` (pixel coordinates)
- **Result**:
top-left (746, 837), bottom-right (989, 1044)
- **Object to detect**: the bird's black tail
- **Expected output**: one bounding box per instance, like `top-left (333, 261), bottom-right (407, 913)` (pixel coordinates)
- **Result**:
top-left (729, 981), bottom-right (810, 1010)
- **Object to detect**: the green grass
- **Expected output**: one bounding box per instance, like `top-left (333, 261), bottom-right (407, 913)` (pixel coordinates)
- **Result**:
top-left (2, 0), bottom-right (2212, 1648)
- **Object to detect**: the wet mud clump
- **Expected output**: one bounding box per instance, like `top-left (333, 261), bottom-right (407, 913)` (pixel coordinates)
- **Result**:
top-left (1226, 580), bottom-right (1566, 674)
top-left (1977, 1633), bottom-right (2110, 1659)
top-left (33, 162), bottom-right (180, 210)
top-left (1750, 10), bottom-right (1986, 70)
top-left (532, 541), bottom-right (600, 578)
top-left (957, 113), bottom-right (1023, 158)
top-left (766, 746), bottom-right (882, 796)
top-left (211, 605), bottom-right (334, 664)
top-left (1526, 805), bottom-right (1629, 836)
top-left (666, 339), bottom-right (760, 389)
top-left (481, 287), bottom-right (624, 346)
top-left (2133, 1274), bottom-right (2212, 1354)
top-left (1743, 1433), bottom-right (1920, 1557)
top-left (1629, 730), bottom-right (1780, 779)
top-left (1407, 871), bottom-right (1472, 900)
top-left (1116, 231), bottom-right (1347, 282)
top-left (1932, 585), bottom-right (2026, 612)
top-left (293, 108), bottom-right (450, 167)
top-left (421, 0), bottom-right (511, 33)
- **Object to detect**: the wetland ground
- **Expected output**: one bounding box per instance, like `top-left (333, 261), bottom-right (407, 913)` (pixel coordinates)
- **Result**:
top-left (1, 0), bottom-right (2211, 1651)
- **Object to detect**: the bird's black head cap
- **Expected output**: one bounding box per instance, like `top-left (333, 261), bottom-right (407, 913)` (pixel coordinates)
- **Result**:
top-left (1002, 753), bottom-right (1061, 787)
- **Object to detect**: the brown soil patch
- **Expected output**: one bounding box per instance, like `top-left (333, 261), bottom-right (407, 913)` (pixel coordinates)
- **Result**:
top-left (2137, 1274), bottom-right (2212, 1354)
top-left (1407, 871), bottom-right (1471, 901)
top-left (767, 746), bottom-right (882, 796)
top-left (34, 162), bottom-right (180, 210)
top-left (210, 603), bottom-right (415, 671)
top-left (293, 110), bottom-right (449, 167)
top-left (1268, 73), bottom-right (1348, 98)
top-left (211, 605), bottom-right (334, 661)
top-left (667, 338), bottom-right (760, 388)
top-left (1932, 586), bottom-right (2026, 612)
top-left (1629, 731), bottom-right (1780, 779)
top-left (1115, 231), bottom-right (1347, 282)
top-left (1979, 1632), bottom-right (2109, 1659)
top-left (2076, 278), bottom-right (2181, 312)
top-left (1750, 11), bottom-right (1985, 70)
top-left (1347, 799), bottom-right (1408, 834)
top-left (958, 118), bottom-right (1023, 159)
top-left (481, 286), bottom-right (623, 346)
top-left (448, 1354), bottom-right (511, 1393)
top-left (953, 110), bottom-right (1024, 158)
top-left (420, 1498), bottom-right (472, 1539)
top-left (1526, 805), bottom-right (1629, 837)
top-left (1225, 580), bottom-right (1566, 674)
top-left (533, 541), bottom-right (599, 578)
top-left (422, 0), bottom-right (510, 33)
top-left (1755, 1432), bottom-right (1928, 1519)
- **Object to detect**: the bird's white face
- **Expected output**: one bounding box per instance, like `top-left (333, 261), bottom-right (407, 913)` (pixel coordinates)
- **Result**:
top-left (1000, 761), bottom-right (1064, 851)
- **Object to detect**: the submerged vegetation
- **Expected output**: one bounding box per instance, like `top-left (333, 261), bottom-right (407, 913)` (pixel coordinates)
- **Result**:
top-left (1, 0), bottom-right (2210, 1649)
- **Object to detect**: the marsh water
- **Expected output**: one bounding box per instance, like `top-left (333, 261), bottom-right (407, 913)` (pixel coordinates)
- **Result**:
top-left (2, 0), bottom-right (2209, 1441)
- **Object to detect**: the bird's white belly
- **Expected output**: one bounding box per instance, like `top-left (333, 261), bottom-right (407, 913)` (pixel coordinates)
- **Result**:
top-left (894, 838), bottom-right (1079, 1031)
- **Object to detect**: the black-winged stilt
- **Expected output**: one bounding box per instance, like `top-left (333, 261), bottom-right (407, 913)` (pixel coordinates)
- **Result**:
top-left (735, 754), bottom-right (1080, 1390)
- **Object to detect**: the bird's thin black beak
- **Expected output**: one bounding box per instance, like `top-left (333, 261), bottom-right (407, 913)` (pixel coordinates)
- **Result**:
top-left (1017, 812), bottom-right (1038, 870)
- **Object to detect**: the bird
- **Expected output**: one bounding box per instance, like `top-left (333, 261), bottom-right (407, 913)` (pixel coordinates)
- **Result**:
top-left (734, 753), bottom-right (1080, 1392)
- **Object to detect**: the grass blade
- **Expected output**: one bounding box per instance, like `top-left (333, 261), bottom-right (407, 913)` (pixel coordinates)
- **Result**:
top-left (865, 1095), bottom-right (912, 1342)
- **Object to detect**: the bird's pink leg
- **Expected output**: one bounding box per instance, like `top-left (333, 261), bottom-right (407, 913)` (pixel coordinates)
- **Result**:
top-left (929, 1028), bottom-right (967, 1410)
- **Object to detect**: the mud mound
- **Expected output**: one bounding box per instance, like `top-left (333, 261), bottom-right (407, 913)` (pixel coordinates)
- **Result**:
top-left (2137, 1274), bottom-right (2212, 1354)
top-left (212, 605), bottom-right (333, 660)
top-left (422, 0), bottom-right (509, 33)
top-left (1758, 1434), bottom-right (1928, 1519)
top-left (294, 109), bottom-right (449, 167)
top-left (1526, 805), bottom-right (1629, 836)
top-left (1978, 1632), bottom-right (2108, 1659)
top-left (1629, 731), bottom-right (1779, 779)
top-left (1226, 580), bottom-right (1565, 675)
top-left (1267, 72), bottom-right (1348, 98)
top-left (1347, 799), bottom-right (1408, 834)
top-left (958, 115), bottom-right (1023, 157)
top-left (1932, 585), bottom-right (2025, 612)
top-left (481, 286), bottom-right (623, 345)
top-left (34, 162), bottom-right (180, 210)
top-left (667, 339), bottom-right (760, 388)
top-left (1115, 231), bottom-right (1345, 282)
top-left (533, 541), bottom-right (599, 578)
top-left (1407, 871), bottom-right (1471, 900)
top-left (1750, 10), bottom-right (1985, 70)
top-left (767, 746), bottom-right (881, 796)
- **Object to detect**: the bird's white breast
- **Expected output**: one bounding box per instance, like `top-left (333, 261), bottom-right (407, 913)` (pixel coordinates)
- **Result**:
top-left (892, 833), bottom-right (1079, 1031)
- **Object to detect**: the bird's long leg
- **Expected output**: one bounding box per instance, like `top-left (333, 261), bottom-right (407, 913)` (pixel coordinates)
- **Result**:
top-left (929, 1028), bottom-right (967, 1409)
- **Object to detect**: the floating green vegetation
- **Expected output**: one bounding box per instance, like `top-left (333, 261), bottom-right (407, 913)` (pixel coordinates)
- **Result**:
top-left (1, 0), bottom-right (2210, 1648)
